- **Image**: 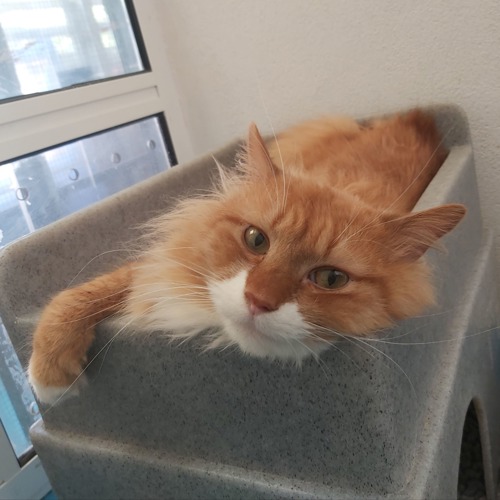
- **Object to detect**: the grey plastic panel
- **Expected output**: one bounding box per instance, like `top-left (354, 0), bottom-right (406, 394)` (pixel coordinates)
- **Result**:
top-left (0, 105), bottom-right (499, 499)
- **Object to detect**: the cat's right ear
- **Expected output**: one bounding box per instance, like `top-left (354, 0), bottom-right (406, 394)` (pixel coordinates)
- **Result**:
top-left (246, 123), bottom-right (279, 177)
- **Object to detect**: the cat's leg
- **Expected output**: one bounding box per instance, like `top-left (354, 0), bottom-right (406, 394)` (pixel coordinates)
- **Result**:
top-left (28, 263), bottom-right (135, 404)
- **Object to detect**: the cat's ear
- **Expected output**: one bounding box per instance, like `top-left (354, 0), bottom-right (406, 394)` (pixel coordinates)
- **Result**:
top-left (385, 204), bottom-right (466, 262)
top-left (246, 123), bottom-right (278, 176)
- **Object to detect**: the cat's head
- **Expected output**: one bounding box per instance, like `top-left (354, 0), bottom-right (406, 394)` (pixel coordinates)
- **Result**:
top-left (142, 123), bottom-right (466, 362)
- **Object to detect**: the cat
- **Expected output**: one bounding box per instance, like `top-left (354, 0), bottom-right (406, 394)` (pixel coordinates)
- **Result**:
top-left (28, 109), bottom-right (466, 404)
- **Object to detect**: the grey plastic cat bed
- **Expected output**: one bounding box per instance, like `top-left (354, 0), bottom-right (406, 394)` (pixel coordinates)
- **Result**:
top-left (1, 106), bottom-right (499, 499)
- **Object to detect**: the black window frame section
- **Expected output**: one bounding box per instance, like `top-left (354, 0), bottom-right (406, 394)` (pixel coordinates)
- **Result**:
top-left (0, 113), bottom-right (177, 170)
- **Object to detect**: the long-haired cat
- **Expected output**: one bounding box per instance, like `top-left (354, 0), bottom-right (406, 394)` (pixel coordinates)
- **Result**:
top-left (28, 109), bottom-right (466, 404)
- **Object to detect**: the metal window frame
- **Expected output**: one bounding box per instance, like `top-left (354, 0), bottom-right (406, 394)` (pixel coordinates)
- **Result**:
top-left (1, 420), bottom-right (50, 500)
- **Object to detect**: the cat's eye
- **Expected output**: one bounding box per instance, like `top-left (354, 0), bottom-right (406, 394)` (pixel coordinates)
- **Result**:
top-left (309, 268), bottom-right (349, 290)
top-left (244, 226), bottom-right (270, 254)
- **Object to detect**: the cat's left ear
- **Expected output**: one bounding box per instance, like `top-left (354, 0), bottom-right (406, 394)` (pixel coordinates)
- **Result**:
top-left (246, 123), bottom-right (278, 176)
top-left (385, 204), bottom-right (466, 262)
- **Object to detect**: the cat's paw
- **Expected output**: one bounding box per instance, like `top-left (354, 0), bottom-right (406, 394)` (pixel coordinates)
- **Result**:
top-left (28, 352), bottom-right (87, 405)
top-left (27, 374), bottom-right (82, 405)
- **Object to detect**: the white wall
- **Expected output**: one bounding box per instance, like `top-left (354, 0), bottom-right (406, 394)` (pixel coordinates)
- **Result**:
top-left (158, 0), bottom-right (500, 257)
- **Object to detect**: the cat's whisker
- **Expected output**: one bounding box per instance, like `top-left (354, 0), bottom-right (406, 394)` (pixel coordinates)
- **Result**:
top-left (344, 237), bottom-right (404, 253)
top-left (155, 246), bottom-right (198, 251)
top-left (403, 306), bottom-right (459, 320)
top-left (303, 324), bottom-right (419, 405)
top-left (70, 248), bottom-right (199, 282)
top-left (379, 130), bottom-right (450, 218)
top-left (139, 252), bottom-right (218, 277)
top-left (254, 70), bottom-right (283, 214)
top-left (41, 311), bottom-right (144, 413)
top-left (309, 324), bottom-right (378, 360)
top-left (264, 114), bottom-right (287, 215)
top-left (374, 323), bottom-right (428, 342)
top-left (280, 336), bottom-right (302, 364)
top-left (250, 134), bottom-right (281, 214)
top-left (44, 288), bottom-right (212, 326)
top-left (282, 153), bottom-right (296, 214)
top-left (293, 338), bottom-right (331, 377)
top-left (77, 287), bottom-right (131, 304)
top-left (339, 128), bottom-right (371, 171)
top-left (353, 336), bottom-right (417, 399)
top-left (129, 292), bottom-right (212, 307)
top-left (217, 339), bottom-right (238, 354)
top-left (136, 291), bottom-right (213, 306)
top-left (342, 216), bottom-right (447, 250)
top-left (302, 330), bottom-right (365, 372)
top-left (43, 302), bottom-right (128, 326)
top-left (361, 325), bottom-right (499, 346)
top-left (67, 249), bottom-right (138, 287)
top-left (97, 341), bottom-right (113, 379)
top-left (251, 170), bottom-right (280, 207)
top-left (305, 321), bottom-right (367, 344)
top-left (212, 156), bottom-right (231, 193)
top-left (129, 282), bottom-right (210, 295)
top-left (135, 257), bottom-right (219, 283)
top-left (331, 203), bottom-right (364, 248)
top-left (342, 130), bottom-right (450, 243)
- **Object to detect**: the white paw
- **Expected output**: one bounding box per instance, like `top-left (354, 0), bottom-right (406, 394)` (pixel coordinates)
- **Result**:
top-left (27, 365), bottom-right (84, 405)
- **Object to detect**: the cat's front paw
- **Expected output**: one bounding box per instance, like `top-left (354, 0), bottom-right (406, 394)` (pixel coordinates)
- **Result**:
top-left (28, 350), bottom-right (87, 405)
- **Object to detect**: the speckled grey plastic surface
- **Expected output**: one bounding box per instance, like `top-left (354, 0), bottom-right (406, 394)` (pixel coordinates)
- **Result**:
top-left (1, 106), bottom-right (499, 499)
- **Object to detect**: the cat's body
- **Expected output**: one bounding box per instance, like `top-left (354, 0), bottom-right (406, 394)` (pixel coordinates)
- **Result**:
top-left (28, 109), bottom-right (466, 404)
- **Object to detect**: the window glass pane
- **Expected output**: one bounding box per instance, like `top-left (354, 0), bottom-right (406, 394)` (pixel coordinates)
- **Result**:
top-left (1, 322), bottom-right (38, 459)
top-left (0, 116), bottom-right (173, 248)
top-left (0, 0), bottom-right (145, 101)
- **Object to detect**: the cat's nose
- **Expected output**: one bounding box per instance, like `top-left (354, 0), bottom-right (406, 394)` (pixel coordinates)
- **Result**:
top-left (245, 291), bottom-right (277, 315)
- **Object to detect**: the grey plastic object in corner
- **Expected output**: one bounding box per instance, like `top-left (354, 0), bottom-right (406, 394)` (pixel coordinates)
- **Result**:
top-left (0, 106), bottom-right (499, 499)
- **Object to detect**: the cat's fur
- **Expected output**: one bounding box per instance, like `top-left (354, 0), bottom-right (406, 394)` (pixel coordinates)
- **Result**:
top-left (28, 109), bottom-right (466, 403)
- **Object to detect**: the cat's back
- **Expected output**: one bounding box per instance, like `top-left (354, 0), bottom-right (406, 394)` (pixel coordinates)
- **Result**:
top-left (267, 109), bottom-right (447, 212)
top-left (267, 116), bottom-right (362, 170)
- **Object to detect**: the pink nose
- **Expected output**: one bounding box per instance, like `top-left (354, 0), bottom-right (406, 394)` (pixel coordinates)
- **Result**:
top-left (245, 291), bottom-right (277, 315)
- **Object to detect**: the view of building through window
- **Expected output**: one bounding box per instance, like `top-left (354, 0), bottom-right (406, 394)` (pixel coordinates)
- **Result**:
top-left (0, 0), bottom-right (145, 101)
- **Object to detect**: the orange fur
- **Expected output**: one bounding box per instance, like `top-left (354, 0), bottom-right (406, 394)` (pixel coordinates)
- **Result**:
top-left (29, 109), bottom-right (466, 398)
top-left (30, 264), bottom-right (134, 388)
top-left (268, 109), bottom-right (448, 211)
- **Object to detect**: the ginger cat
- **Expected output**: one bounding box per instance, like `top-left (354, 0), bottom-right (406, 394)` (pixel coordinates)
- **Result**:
top-left (28, 109), bottom-right (466, 404)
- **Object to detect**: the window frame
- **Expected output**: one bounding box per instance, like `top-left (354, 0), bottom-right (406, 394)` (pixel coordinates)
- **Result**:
top-left (0, 1), bottom-right (193, 165)
top-left (0, 422), bottom-right (51, 500)
top-left (0, 1), bottom-right (192, 496)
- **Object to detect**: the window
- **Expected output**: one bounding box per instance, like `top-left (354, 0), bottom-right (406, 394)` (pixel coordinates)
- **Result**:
top-left (0, 115), bottom-right (174, 247)
top-left (0, 2), bottom-right (191, 497)
top-left (0, 0), bottom-right (145, 101)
